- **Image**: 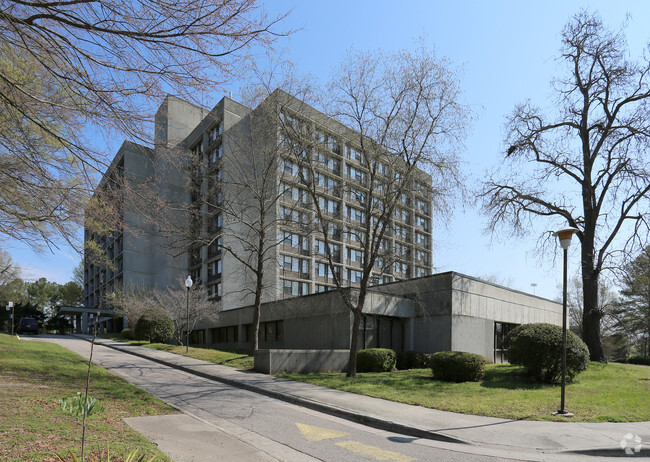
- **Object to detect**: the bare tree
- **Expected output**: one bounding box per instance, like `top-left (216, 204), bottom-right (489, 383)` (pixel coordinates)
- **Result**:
top-left (481, 11), bottom-right (650, 361)
top-left (0, 0), bottom-right (289, 250)
top-left (151, 281), bottom-right (220, 346)
top-left (109, 287), bottom-right (154, 329)
top-left (281, 47), bottom-right (470, 377)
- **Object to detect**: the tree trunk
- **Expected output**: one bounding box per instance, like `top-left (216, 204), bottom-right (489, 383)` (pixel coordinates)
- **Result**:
top-left (346, 308), bottom-right (362, 378)
top-left (581, 242), bottom-right (606, 362)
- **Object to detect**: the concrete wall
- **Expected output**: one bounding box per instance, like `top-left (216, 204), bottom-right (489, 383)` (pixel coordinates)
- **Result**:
top-left (450, 315), bottom-right (494, 359)
top-left (254, 349), bottom-right (350, 374)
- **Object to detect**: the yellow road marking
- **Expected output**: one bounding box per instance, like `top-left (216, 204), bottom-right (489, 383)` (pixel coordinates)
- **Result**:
top-left (296, 423), bottom-right (349, 442)
top-left (336, 440), bottom-right (416, 462)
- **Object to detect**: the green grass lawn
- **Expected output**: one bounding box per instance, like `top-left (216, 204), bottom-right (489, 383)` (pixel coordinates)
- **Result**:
top-left (279, 362), bottom-right (650, 422)
top-left (126, 341), bottom-right (255, 370)
top-left (0, 334), bottom-right (176, 461)
top-left (104, 336), bottom-right (650, 423)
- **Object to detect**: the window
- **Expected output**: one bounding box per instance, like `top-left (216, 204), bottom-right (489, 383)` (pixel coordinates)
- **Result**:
top-left (415, 266), bottom-right (430, 278)
top-left (208, 236), bottom-right (222, 258)
top-left (282, 279), bottom-right (309, 296)
top-left (394, 262), bottom-right (410, 276)
top-left (347, 247), bottom-right (364, 264)
top-left (346, 205), bottom-right (366, 224)
top-left (207, 213), bottom-right (222, 233)
top-left (415, 231), bottom-right (429, 247)
top-left (346, 228), bottom-right (366, 244)
top-left (207, 282), bottom-right (222, 299)
top-left (280, 207), bottom-right (308, 227)
top-left (259, 320), bottom-right (283, 342)
top-left (394, 224), bottom-right (409, 241)
top-left (415, 250), bottom-right (429, 265)
top-left (212, 325), bottom-right (237, 344)
top-left (328, 157), bottom-right (340, 174)
top-left (318, 196), bottom-right (340, 215)
top-left (396, 208), bottom-right (410, 223)
top-left (314, 240), bottom-right (340, 259)
top-left (190, 267), bottom-right (201, 285)
top-left (283, 159), bottom-right (298, 176)
top-left (415, 214), bottom-right (430, 231)
top-left (347, 188), bottom-right (366, 204)
top-left (415, 181), bottom-right (430, 194)
top-left (315, 284), bottom-right (331, 293)
top-left (315, 261), bottom-right (328, 278)
top-left (282, 232), bottom-right (308, 252)
top-left (415, 198), bottom-right (430, 215)
top-left (346, 145), bottom-right (365, 163)
top-left (208, 123), bottom-right (222, 143)
top-left (313, 150), bottom-right (327, 166)
top-left (280, 255), bottom-right (309, 275)
top-left (191, 142), bottom-right (203, 158)
top-left (395, 242), bottom-right (410, 257)
top-left (347, 269), bottom-right (363, 283)
top-left (207, 259), bottom-right (222, 279)
top-left (281, 182), bottom-right (309, 204)
top-left (494, 322), bottom-right (518, 363)
top-left (208, 145), bottom-right (222, 165)
top-left (281, 111), bottom-right (301, 129)
top-left (346, 165), bottom-right (366, 183)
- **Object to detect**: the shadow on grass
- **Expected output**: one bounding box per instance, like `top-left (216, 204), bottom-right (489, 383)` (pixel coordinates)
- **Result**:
top-left (479, 365), bottom-right (552, 390)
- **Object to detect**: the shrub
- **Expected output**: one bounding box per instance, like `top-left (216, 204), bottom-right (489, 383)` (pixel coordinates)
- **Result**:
top-left (627, 355), bottom-right (650, 366)
top-left (120, 328), bottom-right (135, 340)
top-left (356, 348), bottom-right (396, 373)
top-left (506, 323), bottom-right (589, 384)
top-left (396, 351), bottom-right (431, 370)
top-left (134, 308), bottom-right (174, 343)
top-left (430, 351), bottom-right (485, 382)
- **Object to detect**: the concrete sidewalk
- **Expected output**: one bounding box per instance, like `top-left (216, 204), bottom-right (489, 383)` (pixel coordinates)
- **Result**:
top-left (87, 337), bottom-right (649, 460)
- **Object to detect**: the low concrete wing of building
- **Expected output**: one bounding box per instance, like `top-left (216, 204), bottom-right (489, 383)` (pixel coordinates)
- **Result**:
top-left (190, 271), bottom-right (562, 373)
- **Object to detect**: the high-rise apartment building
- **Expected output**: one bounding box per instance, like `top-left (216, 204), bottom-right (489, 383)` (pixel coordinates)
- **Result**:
top-left (84, 90), bottom-right (434, 319)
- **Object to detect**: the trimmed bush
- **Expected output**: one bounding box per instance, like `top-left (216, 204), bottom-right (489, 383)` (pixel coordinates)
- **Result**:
top-left (430, 351), bottom-right (485, 382)
top-left (627, 355), bottom-right (650, 366)
top-left (121, 328), bottom-right (135, 340)
top-left (396, 351), bottom-right (431, 370)
top-left (506, 323), bottom-right (589, 384)
top-left (134, 308), bottom-right (174, 343)
top-left (356, 348), bottom-right (396, 373)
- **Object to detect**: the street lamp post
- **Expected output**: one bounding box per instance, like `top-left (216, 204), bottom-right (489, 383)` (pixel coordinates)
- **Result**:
top-left (553, 227), bottom-right (579, 417)
top-left (6, 302), bottom-right (14, 335)
top-left (185, 276), bottom-right (193, 354)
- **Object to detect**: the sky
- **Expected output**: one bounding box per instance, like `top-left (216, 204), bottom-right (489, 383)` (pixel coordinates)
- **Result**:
top-left (6, 0), bottom-right (650, 300)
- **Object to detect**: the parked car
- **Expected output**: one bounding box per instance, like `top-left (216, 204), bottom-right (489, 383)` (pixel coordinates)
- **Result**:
top-left (17, 317), bottom-right (38, 335)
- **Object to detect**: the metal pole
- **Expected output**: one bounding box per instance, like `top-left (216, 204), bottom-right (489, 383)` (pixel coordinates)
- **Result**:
top-left (186, 287), bottom-right (190, 354)
top-left (11, 303), bottom-right (14, 336)
top-left (559, 247), bottom-right (568, 415)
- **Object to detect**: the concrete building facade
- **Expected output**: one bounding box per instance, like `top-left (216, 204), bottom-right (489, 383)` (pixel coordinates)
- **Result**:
top-left (83, 90), bottom-right (562, 368)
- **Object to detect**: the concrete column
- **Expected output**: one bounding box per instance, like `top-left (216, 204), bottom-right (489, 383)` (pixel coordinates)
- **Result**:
top-left (81, 312), bottom-right (89, 334)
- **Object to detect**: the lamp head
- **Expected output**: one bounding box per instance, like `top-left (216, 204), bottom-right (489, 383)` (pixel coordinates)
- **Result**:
top-left (553, 227), bottom-right (579, 250)
top-left (185, 276), bottom-right (193, 289)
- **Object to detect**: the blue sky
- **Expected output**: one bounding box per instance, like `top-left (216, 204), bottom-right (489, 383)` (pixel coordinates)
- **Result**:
top-left (6, 0), bottom-right (650, 300)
